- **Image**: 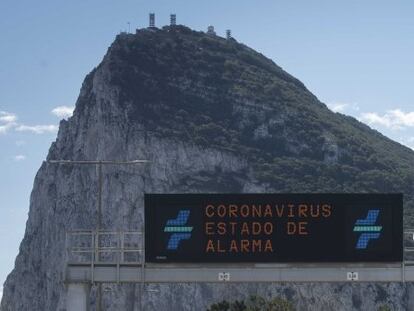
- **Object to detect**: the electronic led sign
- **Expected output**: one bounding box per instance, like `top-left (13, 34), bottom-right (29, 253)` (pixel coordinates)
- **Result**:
top-left (145, 193), bottom-right (403, 263)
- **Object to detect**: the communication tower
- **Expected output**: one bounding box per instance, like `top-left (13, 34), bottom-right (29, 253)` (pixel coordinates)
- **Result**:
top-left (149, 13), bottom-right (155, 28)
top-left (226, 29), bottom-right (232, 40)
top-left (170, 14), bottom-right (177, 26)
top-left (207, 25), bottom-right (216, 36)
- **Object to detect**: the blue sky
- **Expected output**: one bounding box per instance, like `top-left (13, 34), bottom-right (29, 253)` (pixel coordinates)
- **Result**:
top-left (1, 0), bottom-right (414, 298)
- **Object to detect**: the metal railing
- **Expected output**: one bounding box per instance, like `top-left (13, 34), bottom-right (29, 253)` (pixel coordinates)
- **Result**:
top-left (66, 230), bottom-right (144, 265)
top-left (67, 229), bottom-right (414, 265)
top-left (404, 230), bottom-right (414, 266)
top-left (64, 229), bottom-right (414, 285)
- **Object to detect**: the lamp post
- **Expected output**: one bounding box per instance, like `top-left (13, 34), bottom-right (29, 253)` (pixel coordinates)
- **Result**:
top-left (48, 159), bottom-right (150, 311)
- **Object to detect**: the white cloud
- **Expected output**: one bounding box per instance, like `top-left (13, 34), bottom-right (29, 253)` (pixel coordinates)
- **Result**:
top-left (0, 111), bottom-right (17, 123)
top-left (0, 122), bottom-right (16, 134)
top-left (359, 109), bottom-right (414, 130)
top-left (327, 102), bottom-right (360, 113)
top-left (0, 111), bottom-right (18, 134)
top-left (359, 112), bottom-right (392, 127)
top-left (0, 109), bottom-right (60, 135)
top-left (51, 106), bottom-right (74, 119)
top-left (15, 140), bottom-right (26, 146)
top-left (327, 103), bottom-right (414, 150)
top-left (15, 124), bottom-right (58, 134)
top-left (13, 154), bottom-right (26, 161)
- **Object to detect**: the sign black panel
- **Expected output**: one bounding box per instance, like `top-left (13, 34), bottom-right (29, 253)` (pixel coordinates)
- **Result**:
top-left (145, 193), bottom-right (403, 263)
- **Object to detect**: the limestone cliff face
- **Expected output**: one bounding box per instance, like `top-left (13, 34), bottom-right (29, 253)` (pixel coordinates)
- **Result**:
top-left (2, 26), bottom-right (414, 311)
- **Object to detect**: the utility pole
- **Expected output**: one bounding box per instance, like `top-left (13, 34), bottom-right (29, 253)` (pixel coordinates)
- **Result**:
top-left (48, 159), bottom-right (150, 311)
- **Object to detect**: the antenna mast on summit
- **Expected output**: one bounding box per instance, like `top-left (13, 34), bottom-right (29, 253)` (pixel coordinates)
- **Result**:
top-left (149, 13), bottom-right (155, 28)
top-left (170, 14), bottom-right (176, 26)
top-left (207, 25), bottom-right (216, 36)
top-left (226, 29), bottom-right (232, 40)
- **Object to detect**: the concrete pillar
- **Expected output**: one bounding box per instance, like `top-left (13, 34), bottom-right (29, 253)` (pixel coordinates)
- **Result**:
top-left (66, 283), bottom-right (90, 311)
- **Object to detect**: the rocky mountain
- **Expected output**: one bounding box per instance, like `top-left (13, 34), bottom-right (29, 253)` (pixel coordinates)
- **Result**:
top-left (1, 25), bottom-right (414, 310)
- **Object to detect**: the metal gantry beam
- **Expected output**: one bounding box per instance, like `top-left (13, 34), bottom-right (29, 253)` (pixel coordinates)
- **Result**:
top-left (65, 230), bottom-right (414, 284)
top-left (67, 263), bottom-right (411, 283)
top-left (64, 229), bottom-right (414, 309)
top-left (64, 261), bottom-right (413, 311)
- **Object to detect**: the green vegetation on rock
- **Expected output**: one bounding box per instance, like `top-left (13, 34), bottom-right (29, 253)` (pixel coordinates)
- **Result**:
top-left (207, 295), bottom-right (295, 311)
top-left (92, 26), bottom-right (414, 227)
